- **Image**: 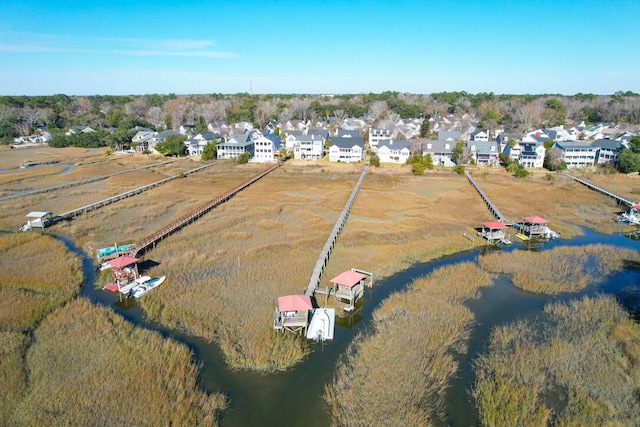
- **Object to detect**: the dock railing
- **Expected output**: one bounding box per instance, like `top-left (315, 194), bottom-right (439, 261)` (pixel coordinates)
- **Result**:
top-left (305, 165), bottom-right (369, 296)
top-left (565, 172), bottom-right (636, 206)
top-left (131, 162), bottom-right (280, 257)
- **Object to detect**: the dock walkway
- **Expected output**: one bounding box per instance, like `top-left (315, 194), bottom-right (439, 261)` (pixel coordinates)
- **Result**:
top-left (465, 170), bottom-right (511, 224)
top-left (48, 162), bottom-right (215, 226)
top-left (565, 172), bottom-right (636, 206)
top-left (0, 160), bottom-right (174, 202)
top-left (304, 165), bottom-right (368, 296)
top-left (130, 163), bottom-right (280, 257)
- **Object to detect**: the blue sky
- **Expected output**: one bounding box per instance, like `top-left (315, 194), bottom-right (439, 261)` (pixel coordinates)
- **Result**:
top-left (0, 0), bottom-right (638, 96)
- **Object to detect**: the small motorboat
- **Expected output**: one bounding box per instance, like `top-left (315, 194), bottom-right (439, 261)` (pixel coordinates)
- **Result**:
top-left (130, 276), bottom-right (166, 299)
top-left (306, 308), bottom-right (335, 341)
top-left (118, 275), bottom-right (150, 295)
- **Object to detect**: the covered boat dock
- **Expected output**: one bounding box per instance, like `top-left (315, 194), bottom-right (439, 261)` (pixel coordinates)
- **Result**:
top-left (273, 294), bottom-right (313, 334)
top-left (477, 221), bottom-right (511, 245)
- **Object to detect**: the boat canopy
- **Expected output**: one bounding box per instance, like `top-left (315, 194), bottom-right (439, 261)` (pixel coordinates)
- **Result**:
top-left (26, 211), bottom-right (51, 219)
top-left (330, 270), bottom-right (367, 288)
top-left (482, 221), bottom-right (507, 229)
top-left (523, 216), bottom-right (548, 224)
top-left (278, 294), bottom-right (313, 312)
top-left (107, 255), bottom-right (139, 269)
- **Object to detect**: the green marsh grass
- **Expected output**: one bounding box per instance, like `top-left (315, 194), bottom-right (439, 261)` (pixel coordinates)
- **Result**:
top-left (324, 262), bottom-right (493, 426)
top-left (8, 298), bottom-right (226, 426)
top-left (478, 244), bottom-right (640, 294)
top-left (473, 296), bottom-right (640, 426)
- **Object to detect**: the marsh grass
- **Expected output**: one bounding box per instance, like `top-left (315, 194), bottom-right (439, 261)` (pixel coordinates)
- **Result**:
top-left (469, 168), bottom-right (629, 237)
top-left (0, 233), bottom-right (83, 331)
top-left (324, 262), bottom-right (493, 426)
top-left (478, 244), bottom-right (640, 294)
top-left (473, 296), bottom-right (640, 426)
top-left (7, 298), bottom-right (226, 426)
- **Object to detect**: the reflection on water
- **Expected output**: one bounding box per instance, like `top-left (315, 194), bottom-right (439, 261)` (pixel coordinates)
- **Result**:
top-left (57, 228), bottom-right (639, 427)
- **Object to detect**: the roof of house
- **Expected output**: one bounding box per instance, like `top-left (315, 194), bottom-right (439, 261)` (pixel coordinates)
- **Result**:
top-left (438, 130), bottom-right (461, 141)
top-left (278, 294), bottom-right (313, 312)
top-left (153, 130), bottom-right (181, 140)
top-left (378, 140), bottom-right (410, 150)
top-left (553, 141), bottom-right (594, 150)
top-left (421, 140), bottom-right (454, 153)
top-left (330, 136), bottom-right (364, 149)
top-left (336, 129), bottom-right (360, 138)
top-left (592, 139), bottom-right (623, 150)
top-left (330, 271), bottom-right (367, 288)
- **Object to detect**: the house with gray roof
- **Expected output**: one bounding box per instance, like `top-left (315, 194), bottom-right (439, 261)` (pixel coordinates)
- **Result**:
top-left (592, 139), bottom-right (624, 165)
top-left (328, 136), bottom-right (364, 163)
top-left (377, 140), bottom-right (410, 164)
top-left (420, 140), bottom-right (456, 167)
top-left (437, 130), bottom-right (461, 142)
top-left (336, 129), bottom-right (360, 138)
top-left (467, 140), bottom-right (499, 167)
top-left (132, 130), bottom-right (157, 152)
top-left (293, 134), bottom-right (325, 160)
top-left (369, 128), bottom-right (393, 151)
top-left (551, 141), bottom-right (597, 168)
top-left (148, 130), bottom-right (181, 152)
top-left (217, 131), bottom-right (254, 160)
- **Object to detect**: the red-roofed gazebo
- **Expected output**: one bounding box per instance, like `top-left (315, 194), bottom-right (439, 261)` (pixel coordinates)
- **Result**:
top-left (329, 270), bottom-right (370, 311)
top-left (478, 221), bottom-right (509, 244)
top-left (107, 255), bottom-right (139, 284)
top-left (521, 216), bottom-right (550, 238)
top-left (274, 294), bottom-right (313, 334)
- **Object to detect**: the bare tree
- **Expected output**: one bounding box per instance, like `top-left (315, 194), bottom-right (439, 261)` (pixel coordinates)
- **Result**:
top-left (290, 99), bottom-right (311, 122)
top-left (146, 106), bottom-right (164, 128)
top-left (367, 100), bottom-right (388, 122)
top-left (255, 100), bottom-right (277, 127)
top-left (513, 102), bottom-right (543, 132)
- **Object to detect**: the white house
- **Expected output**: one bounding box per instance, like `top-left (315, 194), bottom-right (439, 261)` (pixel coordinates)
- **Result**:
top-left (517, 142), bottom-right (546, 168)
top-left (217, 132), bottom-right (254, 160)
top-left (421, 140), bottom-right (456, 167)
top-left (369, 128), bottom-right (392, 151)
top-left (470, 129), bottom-right (489, 141)
top-left (551, 141), bottom-right (597, 168)
top-left (148, 130), bottom-right (181, 152)
top-left (467, 141), bottom-right (499, 166)
top-left (377, 140), bottom-right (410, 164)
top-left (66, 125), bottom-right (95, 136)
top-left (248, 130), bottom-right (279, 163)
top-left (185, 132), bottom-right (217, 156)
top-left (328, 136), bottom-right (364, 163)
top-left (132, 130), bottom-right (157, 152)
top-left (592, 139), bottom-right (624, 165)
top-left (293, 134), bottom-right (325, 160)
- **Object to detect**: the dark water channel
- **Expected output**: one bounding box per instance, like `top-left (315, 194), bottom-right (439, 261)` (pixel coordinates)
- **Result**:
top-left (61, 228), bottom-right (639, 427)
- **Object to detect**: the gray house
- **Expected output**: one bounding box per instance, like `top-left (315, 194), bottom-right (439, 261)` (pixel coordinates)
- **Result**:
top-left (592, 139), bottom-right (624, 165)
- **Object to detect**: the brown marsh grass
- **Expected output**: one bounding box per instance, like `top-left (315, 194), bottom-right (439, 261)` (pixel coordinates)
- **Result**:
top-left (7, 298), bottom-right (226, 426)
top-left (468, 167), bottom-right (629, 236)
top-left (0, 146), bottom-right (106, 169)
top-left (473, 296), bottom-right (640, 426)
top-left (324, 262), bottom-right (493, 426)
top-left (0, 232), bottom-right (82, 424)
top-left (138, 164), bottom-right (359, 371)
top-left (0, 233), bottom-right (83, 331)
top-left (478, 244), bottom-right (640, 294)
top-left (572, 168), bottom-right (640, 203)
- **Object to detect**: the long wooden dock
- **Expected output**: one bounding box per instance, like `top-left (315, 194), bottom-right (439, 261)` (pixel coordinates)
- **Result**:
top-left (0, 160), bottom-right (174, 202)
top-left (465, 170), bottom-right (509, 223)
top-left (48, 162), bottom-right (215, 225)
top-left (130, 162), bottom-right (281, 257)
top-left (304, 165), bottom-right (368, 297)
top-left (565, 172), bottom-right (636, 206)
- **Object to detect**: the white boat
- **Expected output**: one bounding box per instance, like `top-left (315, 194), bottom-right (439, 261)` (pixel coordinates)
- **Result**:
top-left (118, 276), bottom-right (151, 295)
top-left (306, 308), bottom-right (335, 341)
top-left (130, 276), bottom-right (166, 299)
top-left (617, 205), bottom-right (640, 225)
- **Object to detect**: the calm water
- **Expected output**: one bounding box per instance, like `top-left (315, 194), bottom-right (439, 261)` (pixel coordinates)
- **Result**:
top-left (64, 228), bottom-right (639, 426)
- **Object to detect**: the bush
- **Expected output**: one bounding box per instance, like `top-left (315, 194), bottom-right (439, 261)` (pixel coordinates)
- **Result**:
top-left (236, 152), bottom-right (250, 164)
top-left (453, 165), bottom-right (465, 175)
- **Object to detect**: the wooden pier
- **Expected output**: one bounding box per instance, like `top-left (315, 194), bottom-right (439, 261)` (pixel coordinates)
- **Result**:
top-left (465, 170), bottom-right (510, 223)
top-left (45, 162), bottom-right (216, 227)
top-left (130, 163), bottom-right (281, 257)
top-left (565, 173), bottom-right (636, 206)
top-left (0, 160), bottom-right (175, 202)
top-left (304, 165), bottom-right (368, 297)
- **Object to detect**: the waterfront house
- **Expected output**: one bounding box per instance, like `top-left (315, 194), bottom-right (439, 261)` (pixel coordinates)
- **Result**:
top-left (551, 141), bottom-right (597, 168)
top-left (132, 130), bottom-right (156, 152)
top-left (518, 142), bottom-right (546, 168)
top-left (592, 139), bottom-right (624, 166)
top-left (377, 140), bottom-right (410, 164)
top-left (185, 132), bottom-right (217, 156)
top-left (148, 130), bottom-right (181, 152)
top-left (328, 136), bottom-right (364, 163)
top-left (293, 134), bottom-right (325, 160)
top-left (249, 130), bottom-right (279, 163)
top-left (216, 131), bottom-right (254, 160)
top-left (467, 141), bottom-right (499, 166)
top-left (273, 294), bottom-right (313, 334)
top-left (420, 140), bottom-right (455, 167)
top-left (369, 128), bottom-right (392, 152)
